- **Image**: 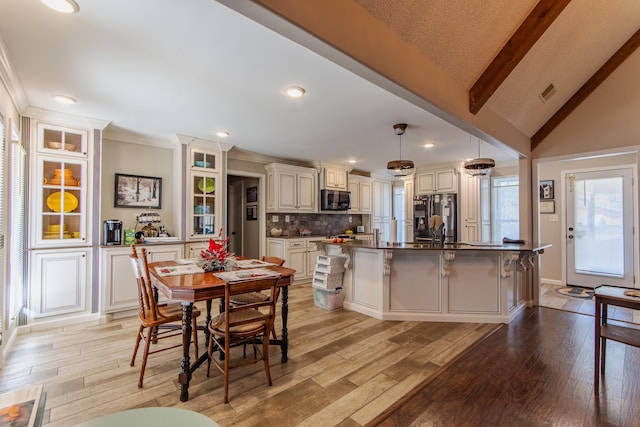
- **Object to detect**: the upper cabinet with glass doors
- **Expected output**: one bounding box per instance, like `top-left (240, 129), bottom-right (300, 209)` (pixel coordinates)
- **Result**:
top-left (181, 136), bottom-right (232, 241)
top-left (32, 123), bottom-right (90, 248)
top-left (188, 147), bottom-right (220, 239)
top-left (37, 123), bottom-right (88, 157)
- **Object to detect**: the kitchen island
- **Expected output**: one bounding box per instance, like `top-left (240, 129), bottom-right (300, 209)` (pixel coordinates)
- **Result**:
top-left (314, 240), bottom-right (550, 324)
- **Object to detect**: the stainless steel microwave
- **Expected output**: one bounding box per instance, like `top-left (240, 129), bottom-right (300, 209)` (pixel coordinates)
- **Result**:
top-left (320, 189), bottom-right (351, 210)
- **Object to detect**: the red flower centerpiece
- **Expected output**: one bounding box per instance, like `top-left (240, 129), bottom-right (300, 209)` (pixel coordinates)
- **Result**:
top-left (197, 229), bottom-right (234, 272)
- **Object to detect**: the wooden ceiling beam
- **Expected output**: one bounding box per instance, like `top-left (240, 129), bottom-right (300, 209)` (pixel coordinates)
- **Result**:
top-left (531, 29), bottom-right (640, 150)
top-left (468, 0), bottom-right (571, 115)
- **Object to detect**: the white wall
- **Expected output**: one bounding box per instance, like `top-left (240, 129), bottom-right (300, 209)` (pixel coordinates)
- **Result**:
top-left (101, 138), bottom-right (177, 238)
top-left (533, 49), bottom-right (640, 159)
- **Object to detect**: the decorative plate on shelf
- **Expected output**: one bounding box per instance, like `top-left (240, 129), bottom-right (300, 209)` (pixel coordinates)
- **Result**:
top-left (46, 191), bottom-right (79, 213)
top-left (198, 178), bottom-right (215, 194)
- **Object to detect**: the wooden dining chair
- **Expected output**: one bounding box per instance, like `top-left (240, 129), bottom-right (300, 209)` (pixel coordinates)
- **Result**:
top-left (207, 276), bottom-right (280, 403)
top-left (129, 244), bottom-right (201, 388)
top-left (230, 256), bottom-right (285, 340)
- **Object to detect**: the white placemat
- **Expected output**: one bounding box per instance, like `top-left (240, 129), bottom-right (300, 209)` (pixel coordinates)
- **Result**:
top-left (154, 264), bottom-right (204, 277)
top-left (233, 259), bottom-right (275, 269)
top-left (214, 268), bottom-right (281, 282)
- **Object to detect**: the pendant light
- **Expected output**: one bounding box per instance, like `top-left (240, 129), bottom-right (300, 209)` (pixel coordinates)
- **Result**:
top-left (464, 136), bottom-right (495, 177)
top-left (387, 123), bottom-right (415, 177)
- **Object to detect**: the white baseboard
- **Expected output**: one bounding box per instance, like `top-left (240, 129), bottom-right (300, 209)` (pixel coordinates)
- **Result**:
top-left (541, 278), bottom-right (563, 286)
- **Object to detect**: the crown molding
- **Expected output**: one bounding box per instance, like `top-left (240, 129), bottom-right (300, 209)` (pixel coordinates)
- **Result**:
top-left (175, 133), bottom-right (234, 152)
top-left (24, 105), bottom-right (111, 131)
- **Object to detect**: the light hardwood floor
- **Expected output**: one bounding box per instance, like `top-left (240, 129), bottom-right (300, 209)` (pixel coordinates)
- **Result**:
top-left (0, 283), bottom-right (499, 426)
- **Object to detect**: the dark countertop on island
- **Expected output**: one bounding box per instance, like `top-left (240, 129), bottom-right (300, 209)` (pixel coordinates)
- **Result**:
top-left (312, 239), bottom-right (551, 252)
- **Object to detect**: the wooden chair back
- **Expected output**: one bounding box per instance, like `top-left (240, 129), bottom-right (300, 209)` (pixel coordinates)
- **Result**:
top-left (221, 277), bottom-right (280, 336)
top-left (129, 244), bottom-right (159, 321)
top-left (209, 275), bottom-right (281, 402)
top-left (261, 256), bottom-right (285, 267)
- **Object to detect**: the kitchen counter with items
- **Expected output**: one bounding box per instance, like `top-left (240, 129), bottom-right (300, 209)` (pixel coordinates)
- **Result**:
top-left (314, 239), bottom-right (549, 252)
top-left (315, 240), bottom-right (549, 324)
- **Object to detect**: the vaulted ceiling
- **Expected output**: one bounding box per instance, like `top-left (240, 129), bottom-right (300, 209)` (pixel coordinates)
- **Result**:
top-left (1, 0), bottom-right (638, 174)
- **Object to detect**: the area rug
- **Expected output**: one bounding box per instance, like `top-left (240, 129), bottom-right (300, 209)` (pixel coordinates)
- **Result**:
top-left (556, 286), bottom-right (595, 299)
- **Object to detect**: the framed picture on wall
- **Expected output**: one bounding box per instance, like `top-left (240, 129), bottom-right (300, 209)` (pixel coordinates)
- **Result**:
top-left (540, 200), bottom-right (555, 214)
top-left (246, 205), bottom-right (257, 221)
top-left (246, 186), bottom-right (258, 203)
top-left (114, 173), bottom-right (162, 208)
top-left (539, 180), bottom-right (554, 200)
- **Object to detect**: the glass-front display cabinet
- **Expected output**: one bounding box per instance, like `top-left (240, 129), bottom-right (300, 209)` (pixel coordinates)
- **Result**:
top-left (35, 157), bottom-right (87, 246)
top-left (189, 171), bottom-right (218, 238)
top-left (182, 139), bottom-right (232, 241)
top-left (190, 147), bottom-right (218, 171)
top-left (38, 123), bottom-right (87, 157)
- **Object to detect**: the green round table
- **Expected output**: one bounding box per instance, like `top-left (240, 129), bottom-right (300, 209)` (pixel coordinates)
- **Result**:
top-left (75, 407), bottom-right (219, 426)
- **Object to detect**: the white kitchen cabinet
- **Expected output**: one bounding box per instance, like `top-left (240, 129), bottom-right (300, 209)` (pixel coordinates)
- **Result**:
top-left (187, 147), bottom-right (221, 239)
top-left (101, 244), bottom-right (184, 313)
top-left (37, 122), bottom-right (88, 157)
top-left (266, 163), bottom-right (317, 213)
top-left (266, 237), bottom-right (319, 281)
top-left (28, 121), bottom-right (94, 322)
top-left (480, 176), bottom-right (491, 241)
top-left (30, 248), bottom-right (90, 318)
top-left (372, 179), bottom-right (392, 241)
top-left (354, 234), bottom-right (372, 241)
top-left (348, 174), bottom-right (372, 214)
top-left (31, 122), bottom-right (91, 248)
top-left (187, 241), bottom-right (209, 258)
top-left (322, 166), bottom-right (347, 190)
top-left (145, 244), bottom-right (184, 262)
top-left (402, 176), bottom-right (414, 243)
top-left (373, 220), bottom-right (391, 242)
top-left (373, 180), bottom-right (392, 219)
top-left (266, 238), bottom-right (285, 259)
top-left (306, 241), bottom-right (321, 277)
top-left (416, 168), bottom-right (457, 194)
top-left (101, 247), bottom-right (138, 313)
top-left (460, 173), bottom-right (480, 242)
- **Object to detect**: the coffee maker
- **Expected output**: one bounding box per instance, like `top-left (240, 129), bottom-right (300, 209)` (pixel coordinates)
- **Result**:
top-left (103, 219), bottom-right (123, 245)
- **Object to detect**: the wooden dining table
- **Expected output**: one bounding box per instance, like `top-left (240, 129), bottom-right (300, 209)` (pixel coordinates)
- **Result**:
top-left (148, 261), bottom-right (296, 402)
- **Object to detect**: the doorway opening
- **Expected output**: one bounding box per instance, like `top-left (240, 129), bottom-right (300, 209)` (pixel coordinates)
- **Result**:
top-left (536, 150), bottom-right (638, 316)
top-left (226, 171), bottom-right (265, 259)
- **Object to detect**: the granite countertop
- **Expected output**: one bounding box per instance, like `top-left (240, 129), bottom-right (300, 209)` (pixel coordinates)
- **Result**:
top-left (312, 239), bottom-right (551, 252)
top-left (268, 233), bottom-right (372, 239)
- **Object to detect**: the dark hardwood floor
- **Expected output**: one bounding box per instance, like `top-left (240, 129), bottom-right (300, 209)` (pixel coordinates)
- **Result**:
top-left (372, 306), bottom-right (640, 427)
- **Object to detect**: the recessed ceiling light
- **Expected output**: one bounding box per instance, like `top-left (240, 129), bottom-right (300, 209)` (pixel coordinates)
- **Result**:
top-left (423, 143), bottom-right (435, 148)
top-left (285, 86), bottom-right (305, 98)
top-left (40, 0), bottom-right (79, 14)
top-left (215, 131), bottom-right (229, 137)
top-left (348, 159), bottom-right (357, 164)
top-left (52, 94), bottom-right (77, 105)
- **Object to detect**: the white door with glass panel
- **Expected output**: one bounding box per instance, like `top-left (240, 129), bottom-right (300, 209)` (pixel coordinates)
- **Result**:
top-left (565, 168), bottom-right (634, 288)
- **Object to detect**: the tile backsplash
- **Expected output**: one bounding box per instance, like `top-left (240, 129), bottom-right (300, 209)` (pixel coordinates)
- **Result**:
top-left (266, 213), bottom-right (367, 236)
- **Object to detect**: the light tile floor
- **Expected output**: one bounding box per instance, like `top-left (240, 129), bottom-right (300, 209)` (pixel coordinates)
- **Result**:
top-left (539, 282), bottom-right (640, 324)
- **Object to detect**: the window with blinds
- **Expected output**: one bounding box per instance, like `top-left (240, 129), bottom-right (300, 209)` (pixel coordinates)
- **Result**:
top-left (9, 118), bottom-right (26, 325)
top-left (0, 114), bottom-right (3, 337)
top-left (0, 114), bottom-right (4, 250)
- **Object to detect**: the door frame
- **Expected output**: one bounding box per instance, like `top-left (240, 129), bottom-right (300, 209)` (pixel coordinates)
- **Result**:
top-left (533, 146), bottom-right (640, 305)
top-left (227, 179), bottom-right (244, 255)
top-left (227, 169), bottom-right (266, 258)
top-left (562, 166), bottom-right (636, 288)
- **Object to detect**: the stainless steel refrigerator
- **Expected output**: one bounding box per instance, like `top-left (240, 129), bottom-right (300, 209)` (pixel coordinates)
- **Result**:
top-left (413, 193), bottom-right (457, 243)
